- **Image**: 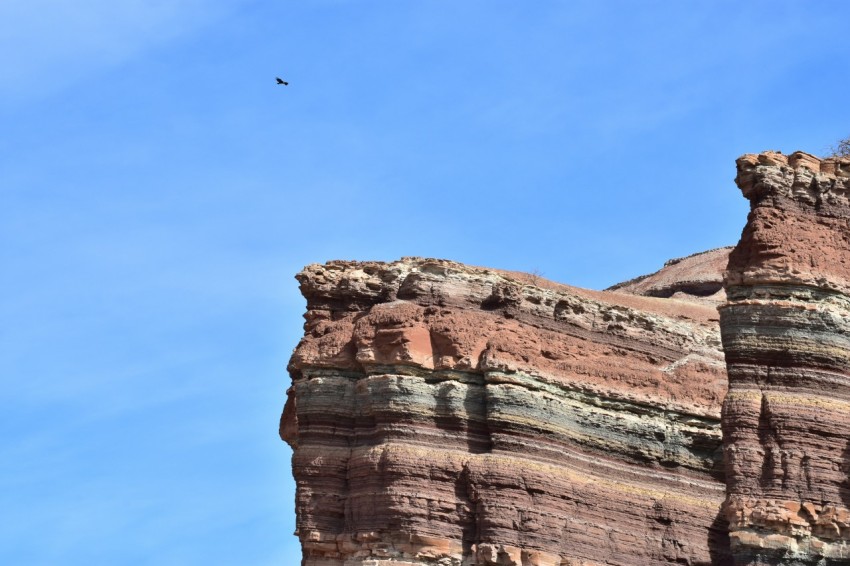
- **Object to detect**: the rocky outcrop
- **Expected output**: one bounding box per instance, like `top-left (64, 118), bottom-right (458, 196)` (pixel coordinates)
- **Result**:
top-left (281, 150), bottom-right (850, 565)
top-left (720, 151), bottom-right (850, 565)
top-left (282, 256), bottom-right (732, 565)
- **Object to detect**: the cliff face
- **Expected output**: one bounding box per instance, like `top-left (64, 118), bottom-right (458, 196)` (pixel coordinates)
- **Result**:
top-left (282, 254), bottom-right (731, 565)
top-left (281, 151), bottom-right (850, 566)
top-left (721, 151), bottom-right (850, 565)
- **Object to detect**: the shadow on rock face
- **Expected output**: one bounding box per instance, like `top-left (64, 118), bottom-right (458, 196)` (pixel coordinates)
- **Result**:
top-left (708, 506), bottom-right (734, 566)
top-left (841, 440), bottom-right (850, 511)
top-left (434, 377), bottom-right (491, 454)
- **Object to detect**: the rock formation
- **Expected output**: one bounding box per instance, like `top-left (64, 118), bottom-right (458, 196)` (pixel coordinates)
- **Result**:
top-left (280, 150), bottom-right (850, 565)
top-left (721, 151), bottom-right (850, 565)
top-left (282, 252), bottom-right (733, 565)
top-left (608, 247), bottom-right (731, 306)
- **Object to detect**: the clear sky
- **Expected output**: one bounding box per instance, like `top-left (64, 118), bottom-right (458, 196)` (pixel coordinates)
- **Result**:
top-left (3, 1), bottom-right (849, 564)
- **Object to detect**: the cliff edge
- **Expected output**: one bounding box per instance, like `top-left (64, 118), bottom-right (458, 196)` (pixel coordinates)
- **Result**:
top-left (281, 150), bottom-right (850, 566)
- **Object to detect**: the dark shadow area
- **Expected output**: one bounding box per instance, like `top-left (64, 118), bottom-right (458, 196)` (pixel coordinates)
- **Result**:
top-left (840, 439), bottom-right (850, 511)
top-left (454, 463), bottom-right (478, 563)
top-left (757, 394), bottom-right (780, 490)
top-left (645, 281), bottom-right (724, 298)
top-left (708, 506), bottom-right (734, 566)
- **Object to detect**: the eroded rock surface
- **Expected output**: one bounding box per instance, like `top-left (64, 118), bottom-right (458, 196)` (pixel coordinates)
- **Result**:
top-left (721, 151), bottom-right (850, 565)
top-left (282, 150), bottom-right (850, 565)
top-left (283, 256), bottom-right (731, 565)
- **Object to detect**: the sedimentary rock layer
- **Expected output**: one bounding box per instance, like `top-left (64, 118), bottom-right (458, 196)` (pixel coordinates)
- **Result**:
top-left (282, 257), bottom-right (732, 565)
top-left (608, 247), bottom-right (731, 306)
top-left (720, 151), bottom-right (850, 565)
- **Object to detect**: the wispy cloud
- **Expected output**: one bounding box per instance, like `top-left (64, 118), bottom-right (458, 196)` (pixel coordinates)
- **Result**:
top-left (0, 0), bottom-right (238, 103)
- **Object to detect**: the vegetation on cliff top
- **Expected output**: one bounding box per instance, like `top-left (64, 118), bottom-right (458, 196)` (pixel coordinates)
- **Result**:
top-left (830, 136), bottom-right (850, 158)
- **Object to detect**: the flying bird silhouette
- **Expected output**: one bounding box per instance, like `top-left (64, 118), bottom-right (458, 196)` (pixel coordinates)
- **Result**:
top-left (276, 77), bottom-right (289, 85)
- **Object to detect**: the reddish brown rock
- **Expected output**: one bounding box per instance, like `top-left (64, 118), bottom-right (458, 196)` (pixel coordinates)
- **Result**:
top-left (281, 150), bottom-right (850, 565)
top-left (609, 247), bottom-right (732, 306)
top-left (721, 151), bottom-right (850, 565)
top-left (283, 256), bottom-right (731, 565)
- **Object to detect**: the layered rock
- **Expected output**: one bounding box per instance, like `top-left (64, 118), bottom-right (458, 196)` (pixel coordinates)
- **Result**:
top-left (608, 247), bottom-right (732, 306)
top-left (282, 149), bottom-right (850, 565)
top-left (282, 257), bottom-right (732, 565)
top-left (720, 151), bottom-right (850, 565)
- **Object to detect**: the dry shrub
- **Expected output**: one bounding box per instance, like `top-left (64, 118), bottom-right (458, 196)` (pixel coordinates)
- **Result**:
top-left (829, 137), bottom-right (850, 158)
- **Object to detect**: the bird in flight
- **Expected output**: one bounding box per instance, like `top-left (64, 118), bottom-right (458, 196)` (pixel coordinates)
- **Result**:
top-left (276, 77), bottom-right (289, 85)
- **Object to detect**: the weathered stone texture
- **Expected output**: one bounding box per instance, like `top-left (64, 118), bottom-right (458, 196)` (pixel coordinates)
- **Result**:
top-left (721, 151), bottom-right (850, 565)
top-left (282, 150), bottom-right (850, 565)
top-left (283, 257), bottom-right (731, 565)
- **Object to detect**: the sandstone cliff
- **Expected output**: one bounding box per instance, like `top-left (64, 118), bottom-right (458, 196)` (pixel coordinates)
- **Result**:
top-left (281, 151), bottom-right (850, 566)
top-left (282, 254), bottom-right (732, 565)
top-left (721, 151), bottom-right (850, 565)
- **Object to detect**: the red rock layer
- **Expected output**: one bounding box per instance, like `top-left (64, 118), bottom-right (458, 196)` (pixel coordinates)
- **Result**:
top-left (282, 257), bottom-right (732, 565)
top-left (609, 247), bottom-right (732, 306)
top-left (720, 151), bottom-right (850, 565)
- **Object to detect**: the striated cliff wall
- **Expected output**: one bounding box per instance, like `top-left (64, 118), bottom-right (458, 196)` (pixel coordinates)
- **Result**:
top-left (721, 151), bottom-right (850, 565)
top-left (281, 151), bottom-right (850, 565)
top-left (282, 252), bottom-right (732, 565)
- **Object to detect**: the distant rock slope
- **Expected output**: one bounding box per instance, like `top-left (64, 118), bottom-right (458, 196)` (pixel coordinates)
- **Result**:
top-left (608, 247), bottom-right (731, 306)
top-left (721, 151), bottom-right (850, 565)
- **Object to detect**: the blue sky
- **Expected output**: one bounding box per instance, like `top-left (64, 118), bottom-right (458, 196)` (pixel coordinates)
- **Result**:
top-left (2, 1), bottom-right (849, 564)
